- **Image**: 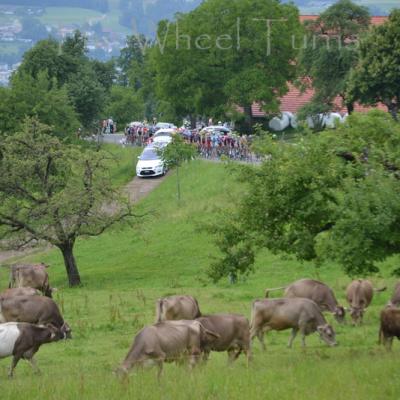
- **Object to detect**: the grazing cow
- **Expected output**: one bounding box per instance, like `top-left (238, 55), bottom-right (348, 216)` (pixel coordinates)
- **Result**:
top-left (250, 298), bottom-right (337, 350)
top-left (0, 322), bottom-right (64, 377)
top-left (118, 320), bottom-right (219, 378)
top-left (196, 314), bottom-right (251, 363)
top-left (9, 263), bottom-right (53, 298)
top-left (346, 280), bottom-right (386, 325)
top-left (379, 306), bottom-right (400, 350)
top-left (0, 295), bottom-right (71, 338)
top-left (0, 287), bottom-right (40, 299)
top-left (388, 282), bottom-right (400, 307)
top-left (155, 295), bottom-right (201, 323)
top-left (265, 279), bottom-right (345, 323)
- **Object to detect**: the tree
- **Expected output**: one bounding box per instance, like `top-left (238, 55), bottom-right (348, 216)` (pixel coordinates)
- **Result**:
top-left (209, 111), bottom-right (400, 281)
top-left (159, 135), bottom-right (197, 201)
top-left (152, 0), bottom-right (301, 128)
top-left (0, 71), bottom-right (79, 136)
top-left (347, 10), bottom-right (400, 121)
top-left (66, 63), bottom-right (106, 128)
top-left (297, 0), bottom-right (370, 116)
top-left (104, 86), bottom-right (144, 126)
top-left (0, 119), bottom-right (136, 286)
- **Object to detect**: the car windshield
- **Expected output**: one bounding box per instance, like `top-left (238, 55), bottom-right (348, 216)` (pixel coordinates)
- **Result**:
top-left (140, 149), bottom-right (159, 160)
top-left (154, 131), bottom-right (172, 137)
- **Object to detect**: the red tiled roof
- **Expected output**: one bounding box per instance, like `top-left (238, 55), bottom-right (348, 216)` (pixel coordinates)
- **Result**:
top-left (250, 83), bottom-right (387, 118)
top-left (248, 15), bottom-right (389, 118)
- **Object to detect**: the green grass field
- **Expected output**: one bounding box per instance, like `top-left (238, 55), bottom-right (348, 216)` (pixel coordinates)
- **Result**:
top-left (0, 147), bottom-right (399, 399)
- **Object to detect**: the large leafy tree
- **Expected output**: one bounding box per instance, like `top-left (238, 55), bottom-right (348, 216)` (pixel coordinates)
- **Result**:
top-left (152, 0), bottom-right (301, 127)
top-left (347, 9), bottom-right (400, 120)
top-left (0, 119), bottom-right (136, 286)
top-left (16, 31), bottom-right (114, 129)
top-left (297, 0), bottom-right (370, 115)
top-left (209, 111), bottom-right (400, 281)
top-left (104, 86), bottom-right (145, 126)
top-left (0, 71), bottom-right (79, 136)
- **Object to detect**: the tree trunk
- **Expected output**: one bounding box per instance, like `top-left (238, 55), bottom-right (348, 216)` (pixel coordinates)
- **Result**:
top-left (189, 114), bottom-right (196, 129)
top-left (346, 102), bottom-right (354, 115)
top-left (243, 104), bottom-right (253, 133)
top-left (388, 102), bottom-right (399, 121)
top-left (59, 242), bottom-right (81, 287)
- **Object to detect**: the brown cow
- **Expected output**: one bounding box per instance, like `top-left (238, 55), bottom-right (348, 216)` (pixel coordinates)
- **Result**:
top-left (0, 287), bottom-right (40, 299)
top-left (0, 322), bottom-right (64, 377)
top-left (196, 314), bottom-right (251, 363)
top-left (265, 279), bottom-right (345, 323)
top-left (250, 298), bottom-right (337, 350)
top-left (388, 282), bottom-right (400, 307)
top-left (118, 320), bottom-right (219, 378)
top-left (346, 280), bottom-right (386, 325)
top-left (9, 263), bottom-right (53, 298)
top-left (379, 306), bottom-right (400, 350)
top-left (155, 295), bottom-right (201, 323)
top-left (0, 295), bottom-right (71, 338)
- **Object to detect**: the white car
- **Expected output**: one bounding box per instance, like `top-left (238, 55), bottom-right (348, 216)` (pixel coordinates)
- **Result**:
top-left (155, 122), bottom-right (176, 130)
top-left (136, 145), bottom-right (167, 177)
top-left (152, 129), bottom-right (175, 144)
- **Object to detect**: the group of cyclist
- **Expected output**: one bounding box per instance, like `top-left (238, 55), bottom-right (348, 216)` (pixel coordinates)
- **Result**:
top-left (124, 121), bottom-right (255, 162)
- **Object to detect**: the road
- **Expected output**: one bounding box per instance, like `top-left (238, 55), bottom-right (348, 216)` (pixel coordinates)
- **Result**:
top-left (0, 173), bottom-right (166, 264)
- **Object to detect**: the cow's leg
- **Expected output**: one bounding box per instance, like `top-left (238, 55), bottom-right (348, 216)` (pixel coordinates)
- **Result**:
top-left (202, 350), bottom-right (210, 362)
top-left (257, 331), bottom-right (266, 351)
top-left (28, 357), bottom-right (41, 375)
top-left (8, 355), bottom-right (21, 378)
top-left (156, 360), bottom-right (164, 381)
top-left (288, 328), bottom-right (298, 348)
top-left (384, 336), bottom-right (393, 351)
top-left (301, 334), bottom-right (307, 347)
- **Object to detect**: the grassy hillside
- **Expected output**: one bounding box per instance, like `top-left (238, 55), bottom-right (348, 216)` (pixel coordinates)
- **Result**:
top-left (0, 157), bottom-right (399, 399)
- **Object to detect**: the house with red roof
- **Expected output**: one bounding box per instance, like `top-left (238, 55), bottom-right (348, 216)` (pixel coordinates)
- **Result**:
top-left (247, 15), bottom-right (388, 129)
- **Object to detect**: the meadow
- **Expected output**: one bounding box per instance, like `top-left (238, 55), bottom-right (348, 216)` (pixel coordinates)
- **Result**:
top-left (0, 146), bottom-right (399, 399)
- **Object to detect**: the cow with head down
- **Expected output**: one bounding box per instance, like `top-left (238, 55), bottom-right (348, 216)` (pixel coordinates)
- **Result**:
top-left (0, 295), bottom-right (71, 339)
top-left (250, 298), bottom-right (337, 350)
top-left (196, 313), bottom-right (251, 364)
top-left (346, 280), bottom-right (386, 325)
top-left (118, 320), bottom-right (219, 379)
top-left (265, 279), bottom-right (346, 324)
top-left (9, 263), bottom-right (54, 298)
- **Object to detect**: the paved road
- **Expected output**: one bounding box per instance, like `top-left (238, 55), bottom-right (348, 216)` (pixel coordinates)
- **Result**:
top-left (0, 174), bottom-right (166, 264)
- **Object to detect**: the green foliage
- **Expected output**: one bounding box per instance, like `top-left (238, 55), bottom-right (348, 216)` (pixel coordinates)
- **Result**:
top-left (347, 9), bottom-right (400, 120)
top-left (0, 118), bottom-right (136, 286)
top-left (211, 111), bottom-right (400, 279)
top-left (297, 0), bottom-right (370, 116)
top-left (103, 86), bottom-right (145, 126)
top-left (159, 134), bottom-right (197, 201)
top-left (15, 31), bottom-right (115, 129)
top-left (0, 70), bottom-right (79, 136)
top-left (152, 0), bottom-right (301, 123)
top-left (1, 159), bottom-right (399, 399)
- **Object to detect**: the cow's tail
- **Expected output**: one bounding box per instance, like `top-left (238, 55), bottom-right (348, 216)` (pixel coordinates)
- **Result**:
top-left (249, 300), bottom-right (258, 333)
top-left (264, 285), bottom-right (287, 298)
top-left (193, 297), bottom-right (202, 318)
top-left (155, 298), bottom-right (164, 323)
top-left (374, 286), bottom-right (387, 293)
top-left (43, 275), bottom-right (52, 298)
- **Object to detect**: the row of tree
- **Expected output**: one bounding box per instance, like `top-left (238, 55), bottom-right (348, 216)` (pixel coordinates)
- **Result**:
top-left (114, 0), bottom-right (400, 129)
top-left (0, 32), bottom-right (115, 136)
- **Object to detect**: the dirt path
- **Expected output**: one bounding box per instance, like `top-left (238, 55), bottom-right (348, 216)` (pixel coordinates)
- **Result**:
top-left (0, 175), bottom-right (166, 264)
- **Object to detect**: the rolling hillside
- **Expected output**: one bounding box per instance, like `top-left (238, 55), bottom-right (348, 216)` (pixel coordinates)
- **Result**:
top-left (0, 148), bottom-right (399, 399)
